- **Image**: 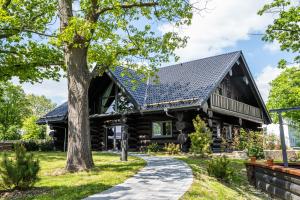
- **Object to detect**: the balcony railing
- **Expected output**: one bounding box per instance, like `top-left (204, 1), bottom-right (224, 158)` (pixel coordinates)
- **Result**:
top-left (210, 93), bottom-right (262, 119)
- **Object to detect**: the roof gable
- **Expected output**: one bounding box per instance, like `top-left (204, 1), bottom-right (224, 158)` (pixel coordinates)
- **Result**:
top-left (38, 51), bottom-right (271, 124)
top-left (111, 51), bottom-right (241, 110)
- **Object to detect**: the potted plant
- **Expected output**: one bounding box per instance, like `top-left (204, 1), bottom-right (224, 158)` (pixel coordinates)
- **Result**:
top-left (248, 149), bottom-right (256, 163)
top-left (247, 145), bottom-right (264, 163)
top-left (266, 156), bottom-right (274, 166)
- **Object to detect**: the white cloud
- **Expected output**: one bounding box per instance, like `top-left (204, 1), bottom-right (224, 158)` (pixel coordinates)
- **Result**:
top-left (255, 65), bottom-right (282, 102)
top-left (159, 0), bottom-right (272, 61)
top-left (263, 40), bottom-right (281, 53)
top-left (12, 77), bottom-right (67, 105)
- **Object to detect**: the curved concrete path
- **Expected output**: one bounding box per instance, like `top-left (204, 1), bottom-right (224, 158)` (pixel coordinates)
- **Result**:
top-left (84, 154), bottom-right (193, 200)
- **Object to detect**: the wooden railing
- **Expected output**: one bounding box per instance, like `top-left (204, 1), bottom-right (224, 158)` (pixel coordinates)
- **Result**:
top-left (211, 93), bottom-right (262, 119)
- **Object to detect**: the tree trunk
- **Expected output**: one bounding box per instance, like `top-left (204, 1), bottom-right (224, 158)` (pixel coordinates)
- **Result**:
top-left (65, 47), bottom-right (94, 171)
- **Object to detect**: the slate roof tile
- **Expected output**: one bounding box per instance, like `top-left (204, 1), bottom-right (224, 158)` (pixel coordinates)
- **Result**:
top-left (38, 51), bottom-right (244, 123)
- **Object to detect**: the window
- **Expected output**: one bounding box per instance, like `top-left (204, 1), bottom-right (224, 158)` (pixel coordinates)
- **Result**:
top-left (216, 123), bottom-right (221, 138)
top-left (225, 125), bottom-right (232, 140)
top-left (152, 121), bottom-right (172, 138)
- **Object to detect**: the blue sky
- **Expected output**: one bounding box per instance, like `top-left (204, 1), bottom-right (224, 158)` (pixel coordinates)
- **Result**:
top-left (16, 0), bottom-right (293, 105)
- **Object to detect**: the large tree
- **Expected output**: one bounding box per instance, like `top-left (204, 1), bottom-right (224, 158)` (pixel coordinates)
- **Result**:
top-left (267, 67), bottom-right (300, 125)
top-left (58, 0), bottom-right (196, 171)
top-left (258, 0), bottom-right (300, 68)
top-left (1, 0), bottom-right (199, 171)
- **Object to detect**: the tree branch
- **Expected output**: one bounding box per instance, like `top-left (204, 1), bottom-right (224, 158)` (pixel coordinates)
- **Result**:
top-left (0, 28), bottom-right (57, 38)
top-left (1, 0), bottom-right (12, 9)
top-left (96, 2), bottom-right (159, 15)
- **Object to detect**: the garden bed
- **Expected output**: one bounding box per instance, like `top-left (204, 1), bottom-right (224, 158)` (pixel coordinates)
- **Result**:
top-left (246, 161), bottom-right (300, 200)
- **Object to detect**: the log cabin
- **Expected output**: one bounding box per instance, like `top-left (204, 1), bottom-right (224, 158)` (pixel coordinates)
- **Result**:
top-left (37, 51), bottom-right (271, 152)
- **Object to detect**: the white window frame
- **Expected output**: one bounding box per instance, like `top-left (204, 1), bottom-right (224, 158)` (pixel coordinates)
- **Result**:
top-left (216, 123), bottom-right (221, 138)
top-left (152, 121), bottom-right (172, 138)
top-left (224, 124), bottom-right (232, 140)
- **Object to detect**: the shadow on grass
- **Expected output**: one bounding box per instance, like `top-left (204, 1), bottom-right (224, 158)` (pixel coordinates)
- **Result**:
top-left (1, 183), bottom-right (113, 200)
top-left (179, 156), bottom-right (269, 200)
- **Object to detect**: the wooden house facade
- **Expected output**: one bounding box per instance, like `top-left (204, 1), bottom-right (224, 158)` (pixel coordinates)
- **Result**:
top-left (37, 51), bottom-right (271, 152)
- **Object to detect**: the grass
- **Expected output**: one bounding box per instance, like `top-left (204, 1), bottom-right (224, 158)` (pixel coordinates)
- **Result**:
top-left (178, 156), bottom-right (269, 200)
top-left (0, 151), bottom-right (146, 200)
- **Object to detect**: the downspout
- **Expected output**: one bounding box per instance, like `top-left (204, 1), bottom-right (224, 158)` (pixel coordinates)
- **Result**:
top-left (164, 107), bottom-right (176, 118)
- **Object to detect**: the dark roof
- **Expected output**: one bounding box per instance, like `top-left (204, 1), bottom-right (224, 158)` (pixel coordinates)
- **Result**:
top-left (111, 51), bottom-right (241, 110)
top-left (38, 51), bottom-right (271, 124)
top-left (37, 102), bottom-right (67, 124)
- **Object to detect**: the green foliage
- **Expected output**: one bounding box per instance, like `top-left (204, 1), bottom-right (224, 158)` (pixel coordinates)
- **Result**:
top-left (232, 128), bottom-right (248, 151)
top-left (19, 140), bottom-right (39, 151)
top-left (147, 142), bottom-right (160, 153)
top-left (267, 67), bottom-right (300, 126)
top-left (189, 115), bottom-right (212, 157)
top-left (0, 0), bottom-right (62, 82)
top-left (26, 94), bottom-right (56, 117)
top-left (247, 145), bottom-right (265, 159)
top-left (258, 0), bottom-right (300, 67)
top-left (207, 156), bottom-right (235, 183)
top-left (0, 82), bottom-right (30, 140)
top-left (0, 125), bottom-right (21, 140)
top-left (247, 130), bottom-right (265, 159)
top-left (164, 143), bottom-right (180, 155)
top-left (0, 143), bottom-right (40, 190)
top-left (38, 140), bottom-right (54, 152)
top-left (22, 116), bottom-right (45, 140)
top-left (15, 140), bottom-right (54, 152)
top-left (264, 134), bottom-right (281, 150)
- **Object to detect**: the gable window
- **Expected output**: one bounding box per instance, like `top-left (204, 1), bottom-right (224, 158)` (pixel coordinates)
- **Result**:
top-left (152, 121), bottom-right (172, 138)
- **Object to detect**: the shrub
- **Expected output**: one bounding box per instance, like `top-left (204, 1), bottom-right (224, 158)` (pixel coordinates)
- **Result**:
top-left (164, 143), bottom-right (180, 155)
top-left (189, 115), bottom-right (212, 157)
top-left (39, 140), bottom-right (54, 151)
top-left (0, 143), bottom-right (40, 190)
top-left (264, 134), bottom-right (280, 150)
top-left (247, 144), bottom-right (264, 159)
top-left (232, 128), bottom-right (248, 151)
top-left (207, 156), bottom-right (235, 182)
top-left (147, 142), bottom-right (160, 153)
top-left (20, 140), bottom-right (39, 151)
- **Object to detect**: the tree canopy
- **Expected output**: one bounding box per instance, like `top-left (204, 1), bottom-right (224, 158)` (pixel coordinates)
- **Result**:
top-left (26, 94), bottom-right (56, 117)
top-left (1, 0), bottom-right (200, 171)
top-left (258, 0), bottom-right (300, 68)
top-left (0, 81), bottom-right (30, 140)
top-left (267, 67), bottom-right (300, 125)
top-left (0, 0), bottom-right (63, 82)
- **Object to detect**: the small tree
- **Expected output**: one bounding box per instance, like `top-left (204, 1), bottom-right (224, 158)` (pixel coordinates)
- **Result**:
top-left (0, 143), bottom-right (40, 190)
top-left (22, 116), bottom-right (45, 140)
top-left (189, 115), bottom-right (212, 157)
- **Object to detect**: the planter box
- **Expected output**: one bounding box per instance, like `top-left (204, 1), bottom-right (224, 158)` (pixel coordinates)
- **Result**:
top-left (246, 162), bottom-right (300, 200)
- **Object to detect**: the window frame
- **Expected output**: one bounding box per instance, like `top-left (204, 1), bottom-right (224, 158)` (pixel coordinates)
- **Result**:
top-left (152, 121), bottom-right (173, 138)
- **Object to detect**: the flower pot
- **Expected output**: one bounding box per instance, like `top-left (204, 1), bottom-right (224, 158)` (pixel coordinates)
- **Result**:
top-left (250, 157), bottom-right (256, 163)
top-left (266, 159), bottom-right (274, 166)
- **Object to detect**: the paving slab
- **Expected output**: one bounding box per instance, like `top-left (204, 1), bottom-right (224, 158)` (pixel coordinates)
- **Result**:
top-left (84, 154), bottom-right (193, 200)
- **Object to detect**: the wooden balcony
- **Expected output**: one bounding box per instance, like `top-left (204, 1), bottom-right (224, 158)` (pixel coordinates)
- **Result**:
top-left (210, 93), bottom-right (262, 121)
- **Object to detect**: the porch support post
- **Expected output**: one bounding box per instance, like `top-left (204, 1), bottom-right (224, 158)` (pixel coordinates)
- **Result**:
top-left (120, 124), bottom-right (128, 161)
top-left (278, 112), bottom-right (288, 167)
top-left (64, 128), bottom-right (67, 152)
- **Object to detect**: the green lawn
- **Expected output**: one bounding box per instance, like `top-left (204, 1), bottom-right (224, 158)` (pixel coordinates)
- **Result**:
top-left (178, 156), bottom-right (269, 200)
top-left (0, 152), bottom-right (146, 200)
